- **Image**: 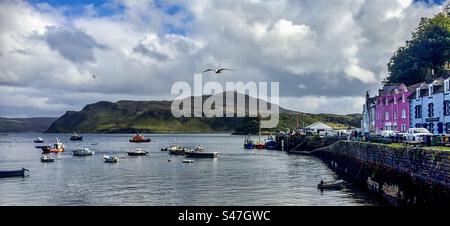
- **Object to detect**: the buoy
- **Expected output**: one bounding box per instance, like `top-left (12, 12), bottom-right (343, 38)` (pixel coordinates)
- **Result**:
top-left (168, 159), bottom-right (171, 162)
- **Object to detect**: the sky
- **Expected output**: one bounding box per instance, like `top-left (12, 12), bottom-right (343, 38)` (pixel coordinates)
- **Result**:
top-left (0, 0), bottom-right (448, 117)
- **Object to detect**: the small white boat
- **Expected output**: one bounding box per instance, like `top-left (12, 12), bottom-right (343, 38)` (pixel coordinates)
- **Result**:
top-left (182, 159), bottom-right (194, 163)
top-left (73, 148), bottom-right (95, 156)
top-left (40, 155), bottom-right (55, 162)
top-left (104, 155), bottom-right (119, 163)
top-left (127, 148), bottom-right (148, 156)
top-left (34, 137), bottom-right (44, 143)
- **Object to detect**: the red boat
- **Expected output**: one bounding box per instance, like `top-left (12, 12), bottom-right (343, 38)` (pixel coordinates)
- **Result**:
top-left (129, 133), bottom-right (151, 143)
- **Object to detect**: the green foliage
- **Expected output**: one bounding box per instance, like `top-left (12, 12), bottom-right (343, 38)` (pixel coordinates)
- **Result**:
top-left (386, 9), bottom-right (450, 85)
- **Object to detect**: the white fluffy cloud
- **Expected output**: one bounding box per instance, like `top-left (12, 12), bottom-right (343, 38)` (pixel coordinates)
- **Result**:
top-left (0, 0), bottom-right (446, 117)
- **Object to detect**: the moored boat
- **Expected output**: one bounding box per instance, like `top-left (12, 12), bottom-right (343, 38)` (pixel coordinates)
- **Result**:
top-left (72, 148), bottom-right (95, 156)
top-left (127, 148), bottom-right (148, 156)
top-left (254, 131), bottom-right (265, 149)
top-left (40, 155), bottom-right (55, 162)
top-left (129, 133), bottom-right (151, 143)
top-left (0, 168), bottom-right (30, 178)
top-left (42, 138), bottom-right (64, 153)
top-left (34, 137), bottom-right (44, 143)
top-left (317, 180), bottom-right (344, 190)
top-left (104, 155), bottom-right (119, 163)
top-left (35, 144), bottom-right (51, 149)
top-left (264, 134), bottom-right (278, 150)
top-left (182, 159), bottom-right (194, 163)
top-left (70, 132), bottom-right (83, 141)
top-left (185, 146), bottom-right (218, 158)
top-left (244, 135), bottom-right (254, 149)
top-left (168, 144), bottom-right (188, 155)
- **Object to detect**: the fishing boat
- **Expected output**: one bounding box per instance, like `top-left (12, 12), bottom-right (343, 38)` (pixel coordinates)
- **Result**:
top-left (168, 144), bottom-right (188, 155)
top-left (72, 148), bottom-right (95, 156)
top-left (185, 146), bottom-right (218, 158)
top-left (34, 137), bottom-right (44, 143)
top-left (42, 138), bottom-right (65, 153)
top-left (0, 168), bottom-right (29, 178)
top-left (127, 148), bottom-right (148, 156)
top-left (264, 134), bottom-right (278, 150)
top-left (254, 131), bottom-right (265, 149)
top-left (104, 155), bottom-right (119, 163)
top-left (129, 133), bottom-right (151, 143)
top-left (182, 159), bottom-right (194, 163)
top-left (40, 155), bottom-right (55, 162)
top-left (244, 135), bottom-right (254, 149)
top-left (317, 180), bottom-right (344, 190)
top-left (70, 132), bottom-right (83, 141)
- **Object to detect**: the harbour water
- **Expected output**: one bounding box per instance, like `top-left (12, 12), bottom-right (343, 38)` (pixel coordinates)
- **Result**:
top-left (0, 133), bottom-right (377, 206)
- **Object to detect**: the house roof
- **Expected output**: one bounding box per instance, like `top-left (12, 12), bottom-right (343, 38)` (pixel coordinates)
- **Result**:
top-left (306, 122), bottom-right (333, 130)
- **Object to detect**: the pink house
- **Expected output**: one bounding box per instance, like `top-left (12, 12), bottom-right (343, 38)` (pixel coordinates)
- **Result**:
top-left (375, 83), bottom-right (416, 134)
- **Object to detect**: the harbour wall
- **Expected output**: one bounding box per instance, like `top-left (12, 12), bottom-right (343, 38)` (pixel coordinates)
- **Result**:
top-left (310, 140), bottom-right (450, 206)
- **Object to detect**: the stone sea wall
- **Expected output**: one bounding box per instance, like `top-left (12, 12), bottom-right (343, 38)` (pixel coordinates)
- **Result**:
top-left (312, 141), bottom-right (450, 206)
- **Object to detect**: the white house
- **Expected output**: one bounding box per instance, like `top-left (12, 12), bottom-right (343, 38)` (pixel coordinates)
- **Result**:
top-left (305, 122), bottom-right (333, 133)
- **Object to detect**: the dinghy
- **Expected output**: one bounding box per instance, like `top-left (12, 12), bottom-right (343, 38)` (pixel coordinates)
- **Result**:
top-left (317, 180), bottom-right (344, 190)
top-left (104, 155), bottom-right (119, 163)
top-left (40, 155), bottom-right (55, 162)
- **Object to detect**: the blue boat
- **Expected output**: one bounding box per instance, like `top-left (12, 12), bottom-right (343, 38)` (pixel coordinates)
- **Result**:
top-left (264, 135), bottom-right (278, 150)
top-left (244, 135), bottom-right (254, 149)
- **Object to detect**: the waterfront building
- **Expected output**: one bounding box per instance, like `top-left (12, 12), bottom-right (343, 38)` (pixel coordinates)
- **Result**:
top-left (305, 122), bottom-right (333, 134)
top-left (361, 91), bottom-right (376, 134)
top-left (374, 83), bottom-right (414, 134)
top-left (410, 78), bottom-right (449, 134)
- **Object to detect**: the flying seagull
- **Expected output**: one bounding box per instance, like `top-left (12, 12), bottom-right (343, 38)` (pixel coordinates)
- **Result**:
top-left (202, 68), bottom-right (234, 74)
top-left (92, 74), bottom-right (96, 79)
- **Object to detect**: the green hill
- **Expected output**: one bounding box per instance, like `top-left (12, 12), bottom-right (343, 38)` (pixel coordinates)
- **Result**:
top-left (0, 117), bottom-right (57, 132)
top-left (46, 93), bottom-right (361, 134)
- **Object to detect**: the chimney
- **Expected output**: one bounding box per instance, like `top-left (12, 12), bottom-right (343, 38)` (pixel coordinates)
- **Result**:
top-left (426, 68), bottom-right (435, 83)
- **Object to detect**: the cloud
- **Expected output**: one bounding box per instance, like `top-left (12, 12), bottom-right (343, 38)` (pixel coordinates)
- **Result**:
top-left (41, 26), bottom-right (106, 64)
top-left (0, 0), bottom-right (447, 117)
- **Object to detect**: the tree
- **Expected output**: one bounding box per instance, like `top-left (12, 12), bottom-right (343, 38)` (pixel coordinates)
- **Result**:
top-left (386, 6), bottom-right (450, 86)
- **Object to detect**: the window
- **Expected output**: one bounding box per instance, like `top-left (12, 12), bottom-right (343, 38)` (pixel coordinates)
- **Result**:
top-left (429, 85), bottom-right (433, 96)
top-left (428, 103), bottom-right (435, 117)
top-left (401, 124), bottom-right (406, 132)
top-left (385, 97), bottom-right (388, 105)
top-left (402, 94), bottom-right (405, 102)
top-left (393, 112), bottom-right (397, 120)
top-left (402, 109), bottom-right (406, 118)
top-left (445, 100), bottom-right (450, 116)
top-left (385, 112), bottom-right (389, 120)
top-left (438, 122), bottom-right (444, 134)
top-left (394, 97), bottom-right (397, 104)
top-left (415, 105), bottom-right (422, 118)
top-left (445, 80), bottom-right (450, 92)
top-left (416, 88), bottom-right (420, 99)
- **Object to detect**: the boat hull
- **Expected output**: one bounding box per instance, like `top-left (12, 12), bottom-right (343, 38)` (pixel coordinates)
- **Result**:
top-left (185, 152), bottom-right (218, 158)
top-left (129, 139), bottom-right (151, 143)
top-left (70, 137), bottom-right (83, 141)
top-left (127, 152), bottom-right (148, 156)
top-left (0, 169), bottom-right (29, 178)
top-left (34, 140), bottom-right (44, 143)
top-left (244, 143), bottom-right (254, 149)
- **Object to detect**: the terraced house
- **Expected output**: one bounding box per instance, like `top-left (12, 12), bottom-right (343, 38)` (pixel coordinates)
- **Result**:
top-left (410, 77), bottom-right (450, 135)
top-left (374, 83), bottom-right (414, 134)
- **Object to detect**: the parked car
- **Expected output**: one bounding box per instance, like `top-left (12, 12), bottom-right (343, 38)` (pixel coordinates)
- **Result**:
top-left (380, 130), bottom-right (396, 138)
top-left (405, 128), bottom-right (433, 142)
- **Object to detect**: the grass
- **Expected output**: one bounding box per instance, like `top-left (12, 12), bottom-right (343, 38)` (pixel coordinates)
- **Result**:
top-left (358, 140), bottom-right (450, 152)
